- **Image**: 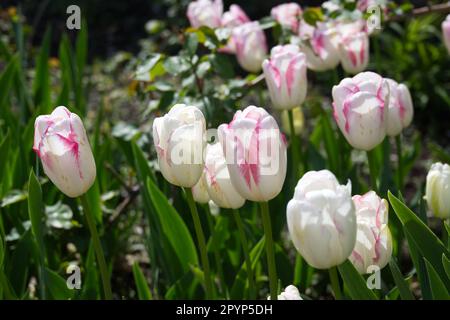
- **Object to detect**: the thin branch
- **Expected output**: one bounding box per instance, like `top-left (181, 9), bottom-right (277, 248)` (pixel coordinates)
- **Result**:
top-left (388, 3), bottom-right (450, 21)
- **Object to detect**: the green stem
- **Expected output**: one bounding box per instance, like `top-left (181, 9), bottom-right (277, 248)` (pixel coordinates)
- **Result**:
top-left (366, 150), bottom-right (378, 192)
top-left (260, 201), bottom-right (278, 300)
top-left (80, 194), bottom-right (113, 300)
top-left (287, 109), bottom-right (302, 179)
top-left (395, 135), bottom-right (403, 189)
top-left (232, 209), bottom-right (256, 299)
top-left (328, 267), bottom-right (342, 300)
top-left (185, 188), bottom-right (213, 299)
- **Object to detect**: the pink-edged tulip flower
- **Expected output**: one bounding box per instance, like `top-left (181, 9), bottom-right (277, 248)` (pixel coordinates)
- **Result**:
top-left (33, 106), bottom-right (96, 198)
top-left (218, 106), bottom-right (287, 202)
top-left (338, 32), bottom-right (369, 74)
top-left (187, 0), bottom-right (223, 29)
top-left (221, 4), bottom-right (250, 28)
top-left (262, 45), bottom-right (307, 110)
top-left (385, 78), bottom-right (413, 137)
top-left (332, 72), bottom-right (389, 151)
top-left (152, 104), bottom-right (206, 188)
top-left (349, 191), bottom-right (392, 274)
top-left (231, 22), bottom-right (268, 73)
top-left (442, 15), bottom-right (450, 54)
top-left (271, 3), bottom-right (302, 32)
top-left (204, 142), bottom-right (245, 209)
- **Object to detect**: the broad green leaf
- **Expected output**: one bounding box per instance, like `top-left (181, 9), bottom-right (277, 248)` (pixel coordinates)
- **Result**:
top-left (0, 234), bottom-right (3, 268)
top-left (424, 259), bottom-right (450, 300)
top-left (28, 171), bottom-right (45, 253)
top-left (132, 262), bottom-right (152, 300)
top-left (388, 191), bottom-right (450, 291)
top-left (443, 254), bottom-right (450, 281)
top-left (338, 260), bottom-right (377, 300)
top-left (388, 259), bottom-right (414, 300)
top-left (83, 181), bottom-right (102, 224)
top-left (45, 268), bottom-right (74, 300)
top-left (81, 241), bottom-right (100, 299)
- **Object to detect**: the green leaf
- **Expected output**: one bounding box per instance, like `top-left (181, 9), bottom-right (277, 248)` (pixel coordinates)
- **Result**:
top-left (81, 241), bottom-right (100, 299)
top-left (424, 259), bottom-right (450, 300)
top-left (146, 177), bottom-right (198, 273)
top-left (45, 268), bottom-right (74, 300)
top-left (388, 259), bottom-right (414, 300)
top-left (337, 260), bottom-right (377, 300)
top-left (132, 262), bottom-right (152, 300)
top-left (302, 8), bottom-right (325, 26)
top-left (83, 181), bottom-right (102, 224)
top-left (28, 171), bottom-right (45, 253)
top-left (388, 191), bottom-right (450, 291)
top-left (443, 254), bottom-right (450, 281)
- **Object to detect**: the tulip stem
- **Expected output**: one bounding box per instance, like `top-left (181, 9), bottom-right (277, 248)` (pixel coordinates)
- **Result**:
top-left (366, 150), bottom-right (378, 192)
top-left (232, 209), bottom-right (256, 299)
top-left (185, 188), bottom-right (214, 299)
top-left (328, 267), bottom-right (342, 300)
top-left (288, 109), bottom-right (302, 179)
top-left (80, 194), bottom-right (113, 300)
top-left (395, 135), bottom-right (403, 189)
top-left (260, 201), bottom-right (278, 300)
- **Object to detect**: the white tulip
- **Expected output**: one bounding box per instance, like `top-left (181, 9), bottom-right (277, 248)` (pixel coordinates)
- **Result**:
top-left (33, 106), bottom-right (96, 198)
top-left (287, 170), bottom-right (356, 269)
top-left (152, 104), bottom-right (206, 187)
top-left (268, 285), bottom-right (303, 300)
top-left (187, 0), bottom-right (223, 29)
top-left (338, 32), bottom-right (369, 74)
top-left (385, 78), bottom-right (414, 137)
top-left (349, 191), bottom-right (392, 274)
top-left (204, 142), bottom-right (245, 209)
top-left (425, 162), bottom-right (450, 219)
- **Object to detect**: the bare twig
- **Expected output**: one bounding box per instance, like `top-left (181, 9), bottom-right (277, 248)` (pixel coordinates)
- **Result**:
top-left (388, 3), bottom-right (450, 21)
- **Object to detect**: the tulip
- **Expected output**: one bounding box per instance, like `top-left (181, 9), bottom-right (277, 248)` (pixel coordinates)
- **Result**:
top-left (332, 71), bottom-right (389, 151)
top-left (271, 3), bottom-right (302, 32)
top-left (425, 162), bottom-right (450, 219)
top-left (349, 191), bottom-right (392, 274)
top-left (287, 170), bottom-right (356, 269)
top-left (218, 105), bottom-right (287, 202)
top-left (299, 26), bottom-right (340, 72)
top-left (442, 15), bottom-right (450, 54)
top-left (204, 142), bottom-right (245, 209)
top-left (338, 31), bottom-right (369, 74)
top-left (268, 285), bottom-right (303, 300)
top-left (152, 104), bottom-right (206, 188)
top-left (192, 171), bottom-right (210, 204)
top-left (262, 45), bottom-right (307, 110)
top-left (187, 0), bottom-right (223, 29)
top-left (33, 106), bottom-right (96, 198)
top-left (231, 22), bottom-right (267, 73)
top-left (221, 4), bottom-right (250, 28)
top-left (385, 78), bottom-right (414, 137)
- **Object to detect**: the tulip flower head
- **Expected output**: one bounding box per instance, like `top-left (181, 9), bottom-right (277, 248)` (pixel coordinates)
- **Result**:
top-left (262, 45), bottom-right (307, 110)
top-left (268, 285), bottom-right (302, 300)
top-left (349, 191), bottom-right (392, 274)
top-left (187, 0), bottom-right (223, 29)
top-left (385, 78), bottom-right (413, 137)
top-left (332, 72), bottom-right (389, 151)
top-left (442, 15), bottom-right (450, 54)
top-left (425, 162), bottom-right (450, 219)
top-left (218, 106), bottom-right (287, 202)
top-left (287, 170), bottom-right (356, 269)
top-left (33, 106), bottom-right (96, 198)
top-left (221, 4), bottom-right (250, 28)
top-left (338, 31), bottom-right (369, 74)
top-left (231, 22), bottom-right (268, 73)
top-left (271, 3), bottom-right (302, 32)
top-left (152, 104), bottom-right (206, 188)
top-left (192, 171), bottom-right (210, 204)
top-left (204, 142), bottom-right (245, 209)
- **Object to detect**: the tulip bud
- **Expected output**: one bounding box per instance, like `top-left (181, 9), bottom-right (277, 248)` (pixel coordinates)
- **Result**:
top-left (152, 104), bottom-right (206, 188)
top-left (192, 171), bottom-right (210, 204)
top-left (218, 106), bottom-right (287, 202)
top-left (332, 71), bottom-right (389, 151)
top-left (425, 162), bottom-right (450, 219)
top-left (262, 45), bottom-right (307, 110)
top-left (271, 3), bottom-right (302, 32)
top-left (33, 106), bottom-right (96, 198)
top-left (231, 22), bottom-right (268, 73)
top-left (204, 142), bottom-right (245, 209)
top-left (385, 78), bottom-right (414, 137)
top-left (349, 191), bottom-right (392, 274)
top-left (442, 15), bottom-right (450, 54)
top-left (287, 170), bottom-right (356, 269)
top-left (221, 4), bottom-right (250, 28)
top-left (187, 0), bottom-right (223, 29)
top-left (338, 32), bottom-right (369, 74)
top-left (299, 27), bottom-right (340, 72)
top-left (268, 285), bottom-right (302, 300)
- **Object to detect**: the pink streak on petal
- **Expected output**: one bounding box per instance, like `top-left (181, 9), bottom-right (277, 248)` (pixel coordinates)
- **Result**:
top-left (285, 56), bottom-right (299, 97)
top-left (56, 132), bottom-right (83, 179)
